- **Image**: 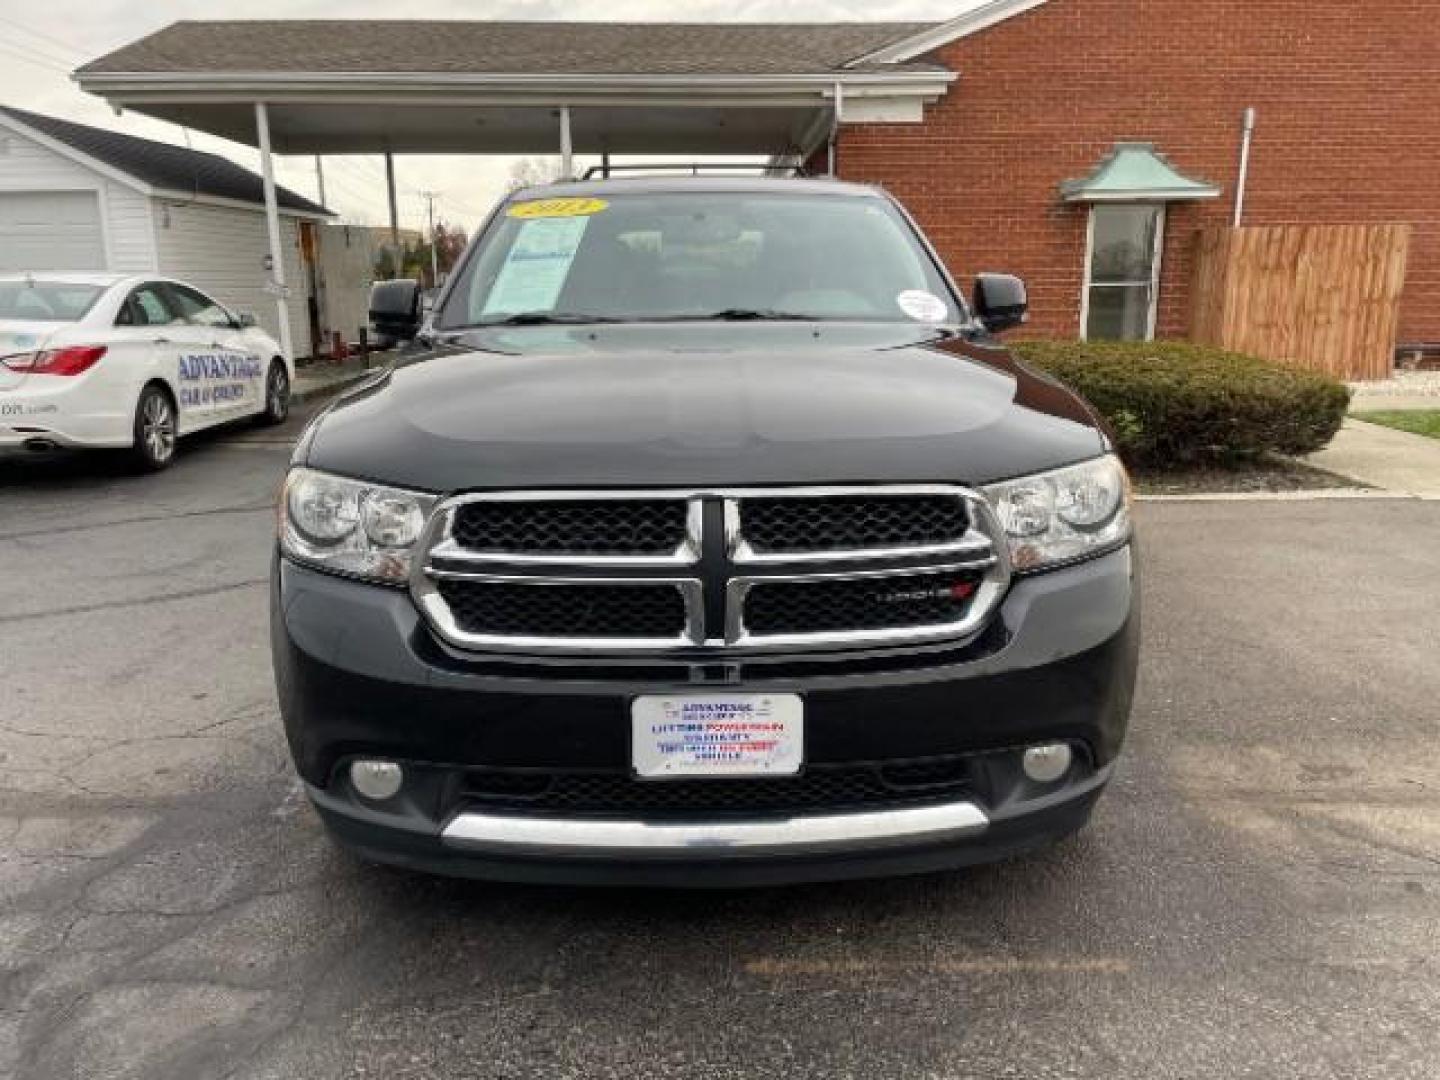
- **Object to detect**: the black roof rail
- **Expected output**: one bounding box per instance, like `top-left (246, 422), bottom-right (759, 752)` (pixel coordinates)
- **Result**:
top-left (579, 162), bottom-right (810, 180)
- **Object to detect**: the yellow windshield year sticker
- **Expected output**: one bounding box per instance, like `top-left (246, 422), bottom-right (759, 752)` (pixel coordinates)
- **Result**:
top-left (507, 197), bottom-right (609, 219)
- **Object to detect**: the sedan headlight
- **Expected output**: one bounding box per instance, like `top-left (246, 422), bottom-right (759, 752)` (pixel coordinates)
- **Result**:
top-left (982, 454), bottom-right (1132, 572)
top-left (279, 467), bottom-right (438, 584)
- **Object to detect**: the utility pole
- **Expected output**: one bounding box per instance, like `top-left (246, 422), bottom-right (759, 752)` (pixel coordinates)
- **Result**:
top-left (418, 190), bottom-right (440, 289)
top-left (384, 152), bottom-right (400, 274)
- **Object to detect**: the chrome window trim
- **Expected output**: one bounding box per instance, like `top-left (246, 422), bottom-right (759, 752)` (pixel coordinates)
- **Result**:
top-left (414, 569), bottom-right (705, 652)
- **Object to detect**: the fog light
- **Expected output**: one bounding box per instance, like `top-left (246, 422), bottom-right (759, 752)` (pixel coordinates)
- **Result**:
top-left (350, 760), bottom-right (404, 801)
top-left (1021, 743), bottom-right (1072, 784)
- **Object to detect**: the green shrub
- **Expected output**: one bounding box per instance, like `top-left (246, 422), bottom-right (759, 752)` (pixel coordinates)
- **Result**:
top-left (1011, 340), bottom-right (1351, 469)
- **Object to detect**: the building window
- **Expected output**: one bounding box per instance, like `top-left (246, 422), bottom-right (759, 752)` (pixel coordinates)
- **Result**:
top-left (1082, 204), bottom-right (1164, 341)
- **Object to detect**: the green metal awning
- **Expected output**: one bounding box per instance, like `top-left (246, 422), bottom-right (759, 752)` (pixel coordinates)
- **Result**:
top-left (1061, 142), bottom-right (1221, 202)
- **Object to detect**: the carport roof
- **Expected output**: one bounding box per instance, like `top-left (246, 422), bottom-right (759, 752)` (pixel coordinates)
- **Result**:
top-left (76, 20), bottom-right (946, 77)
top-left (73, 19), bottom-right (963, 157)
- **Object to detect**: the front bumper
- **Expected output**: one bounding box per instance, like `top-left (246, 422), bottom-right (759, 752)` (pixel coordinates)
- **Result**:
top-left (273, 545), bottom-right (1138, 885)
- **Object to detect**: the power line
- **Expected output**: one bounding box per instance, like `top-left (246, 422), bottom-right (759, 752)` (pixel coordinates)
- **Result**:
top-left (0, 38), bottom-right (76, 69)
top-left (0, 14), bottom-right (91, 60)
top-left (0, 43), bottom-right (73, 75)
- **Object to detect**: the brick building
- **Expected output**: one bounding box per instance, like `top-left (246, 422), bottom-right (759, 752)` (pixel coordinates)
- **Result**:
top-left (832, 0), bottom-right (1437, 351)
top-left (75, 4), bottom-right (1438, 358)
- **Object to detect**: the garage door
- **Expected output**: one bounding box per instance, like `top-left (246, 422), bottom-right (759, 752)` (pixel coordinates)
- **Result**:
top-left (0, 191), bottom-right (105, 272)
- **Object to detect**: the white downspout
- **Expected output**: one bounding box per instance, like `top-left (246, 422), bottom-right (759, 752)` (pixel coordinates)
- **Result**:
top-left (1233, 107), bottom-right (1256, 228)
top-left (254, 102), bottom-right (294, 363)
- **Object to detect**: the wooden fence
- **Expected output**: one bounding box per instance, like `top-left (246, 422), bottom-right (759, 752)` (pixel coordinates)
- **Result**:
top-left (1190, 223), bottom-right (1411, 381)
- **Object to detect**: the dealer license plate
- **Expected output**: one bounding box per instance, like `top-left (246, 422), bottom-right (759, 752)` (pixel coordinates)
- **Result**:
top-left (631, 694), bottom-right (804, 779)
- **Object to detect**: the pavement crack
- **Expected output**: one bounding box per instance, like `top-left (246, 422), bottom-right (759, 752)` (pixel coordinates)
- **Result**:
top-left (0, 579), bottom-right (267, 625)
top-left (0, 502), bottom-right (274, 542)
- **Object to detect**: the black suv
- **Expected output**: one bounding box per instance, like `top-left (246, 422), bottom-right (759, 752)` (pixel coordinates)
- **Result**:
top-left (272, 177), bottom-right (1138, 886)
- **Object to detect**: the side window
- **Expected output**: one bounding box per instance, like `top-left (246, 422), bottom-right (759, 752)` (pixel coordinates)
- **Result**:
top-left (118, 285), bottom-right (179, 328)
top-left (165, 284), bottom-right (233, 329)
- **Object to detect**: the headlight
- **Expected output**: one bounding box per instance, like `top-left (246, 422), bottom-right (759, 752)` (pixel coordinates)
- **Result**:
top-left (279, 467), bottom-right (438, 584)
top-left (982, 454), bottom-right (1132, 572)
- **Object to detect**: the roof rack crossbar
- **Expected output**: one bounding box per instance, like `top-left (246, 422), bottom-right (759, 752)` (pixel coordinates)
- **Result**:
top-left (579, 162), bottom-right (809, 180)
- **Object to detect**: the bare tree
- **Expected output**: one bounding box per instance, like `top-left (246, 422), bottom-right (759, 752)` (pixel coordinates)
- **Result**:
top-left (507, 156), bottom-right (568, 192)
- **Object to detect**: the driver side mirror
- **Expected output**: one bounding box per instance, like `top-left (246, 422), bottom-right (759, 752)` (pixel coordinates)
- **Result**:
top-left (973, 273), bottom-right (1029, 334)
top-left (234, 310), bottom-right (258, 329)
top-left (369, 279), bottom-right (423, 343)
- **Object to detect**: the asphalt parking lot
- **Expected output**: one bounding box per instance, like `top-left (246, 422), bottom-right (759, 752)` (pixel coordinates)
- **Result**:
top-left (2, 419), bottom-right (1438, 1080)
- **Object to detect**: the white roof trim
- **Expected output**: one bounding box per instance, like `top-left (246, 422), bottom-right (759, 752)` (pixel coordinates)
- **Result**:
top-left (0, 111), bottom-right (154, 198)
top-left (1068, 189), bottom-right (1222, 203)
top-left (846, 0), bottom-right (1052, 66)
top-left (80, 70), bottom-right (957, 92)
top-left (153, 189), bottom-right (332, 220)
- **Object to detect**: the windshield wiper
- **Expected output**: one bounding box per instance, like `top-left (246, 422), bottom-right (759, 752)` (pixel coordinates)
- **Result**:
top-left (659, 309), bottom-right (824, 322)
top-left (468, 312), bottom-right (626, 327)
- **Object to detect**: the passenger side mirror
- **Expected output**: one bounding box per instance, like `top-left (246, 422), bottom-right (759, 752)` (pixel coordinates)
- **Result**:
top-left (234, 310), bottom-right (258, 329)
top-left (973, 273), bottom-right (1029, 334)
top-left (369, 279), bottom-right (423, 343)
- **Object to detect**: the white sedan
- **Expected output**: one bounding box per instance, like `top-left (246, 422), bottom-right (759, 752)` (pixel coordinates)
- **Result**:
top-left (0, 273), bottom-right (292, 470)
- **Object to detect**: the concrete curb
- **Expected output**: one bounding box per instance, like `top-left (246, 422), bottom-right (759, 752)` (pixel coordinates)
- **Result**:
top-left (1138, 489), bottom-right (1428, 503)
top-left (1305, 419), bottom-right (1440, 499)
top-left (292, 367), bottom-right (379, 405)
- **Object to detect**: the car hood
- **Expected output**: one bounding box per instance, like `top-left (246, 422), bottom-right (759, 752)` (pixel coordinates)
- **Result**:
top-left (303, 324), bottom-right (1106, 491)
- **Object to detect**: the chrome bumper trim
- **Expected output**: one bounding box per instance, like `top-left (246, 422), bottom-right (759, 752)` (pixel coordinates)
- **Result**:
top-left (439, 799), bottom-right (990, 859)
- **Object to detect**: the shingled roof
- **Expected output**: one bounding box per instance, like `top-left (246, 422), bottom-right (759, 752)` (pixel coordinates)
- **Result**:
top-left (77, 20), bottom-right (945, 77)
top-left (0, 107), bottom-right (329, 216)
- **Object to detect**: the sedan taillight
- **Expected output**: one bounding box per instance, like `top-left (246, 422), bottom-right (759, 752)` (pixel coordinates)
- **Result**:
top-left (6, 345), bottom-right (108, 376)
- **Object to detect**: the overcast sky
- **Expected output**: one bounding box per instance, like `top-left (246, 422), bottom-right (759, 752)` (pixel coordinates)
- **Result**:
top-left (0, 0), bottom-right (974, 235)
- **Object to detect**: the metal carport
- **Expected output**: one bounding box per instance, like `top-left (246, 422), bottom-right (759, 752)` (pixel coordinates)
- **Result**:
top-left (73, 19), bottom-right (957, 361)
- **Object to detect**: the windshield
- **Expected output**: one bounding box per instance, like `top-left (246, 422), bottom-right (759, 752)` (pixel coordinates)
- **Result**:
top-left (0, 281), bottom-right (105, 322)
top-left (439, 191), bottom-right (960, 328)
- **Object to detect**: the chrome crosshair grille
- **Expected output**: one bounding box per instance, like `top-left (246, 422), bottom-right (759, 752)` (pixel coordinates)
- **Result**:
top-left (411, 486), bottom-right (1011, 653)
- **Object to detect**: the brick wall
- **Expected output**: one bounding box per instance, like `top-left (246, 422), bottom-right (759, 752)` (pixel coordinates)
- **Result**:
top-left (837, 0), bottom-right (1439, 345)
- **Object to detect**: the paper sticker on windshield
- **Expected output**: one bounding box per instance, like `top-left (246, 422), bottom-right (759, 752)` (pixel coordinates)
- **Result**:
top-left (896, 290), bottom-right (950, 323)
top-left (482, 215), bottom-right (591, 317)
top-left (507, 198), bottom-right (609, 220)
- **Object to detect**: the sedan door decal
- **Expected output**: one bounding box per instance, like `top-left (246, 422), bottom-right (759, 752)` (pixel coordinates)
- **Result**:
top-left (177, 352), bottom-right (263, 409)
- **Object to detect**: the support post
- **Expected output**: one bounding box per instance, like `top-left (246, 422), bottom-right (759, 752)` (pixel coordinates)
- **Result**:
top-left (314, 155), bottom-right (327, 207)
top-left (559, 106), bottom-right (573, 178)
top-left (384, 152), bottom-right (400, 258)
top-left (253, 102), bottom-right (294, 363)
top-left (828, 81), bottom-right (845, 177)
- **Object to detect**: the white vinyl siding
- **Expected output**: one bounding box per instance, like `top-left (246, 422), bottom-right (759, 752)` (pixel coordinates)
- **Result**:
top-left (0, 191), bottom-right (104, 271)
top-left (103, 186), bottom-right (160, 271)
top-left (0, 127), bottom-right (156, 272)
top-left (150, 200), bottom-right (310, 357)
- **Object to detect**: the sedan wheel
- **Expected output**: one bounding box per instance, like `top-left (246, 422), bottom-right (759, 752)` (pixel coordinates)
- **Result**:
top-left (260, 361), bottom-right (290, 426)
top-left (131, 386), bottom-right (177, 471)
